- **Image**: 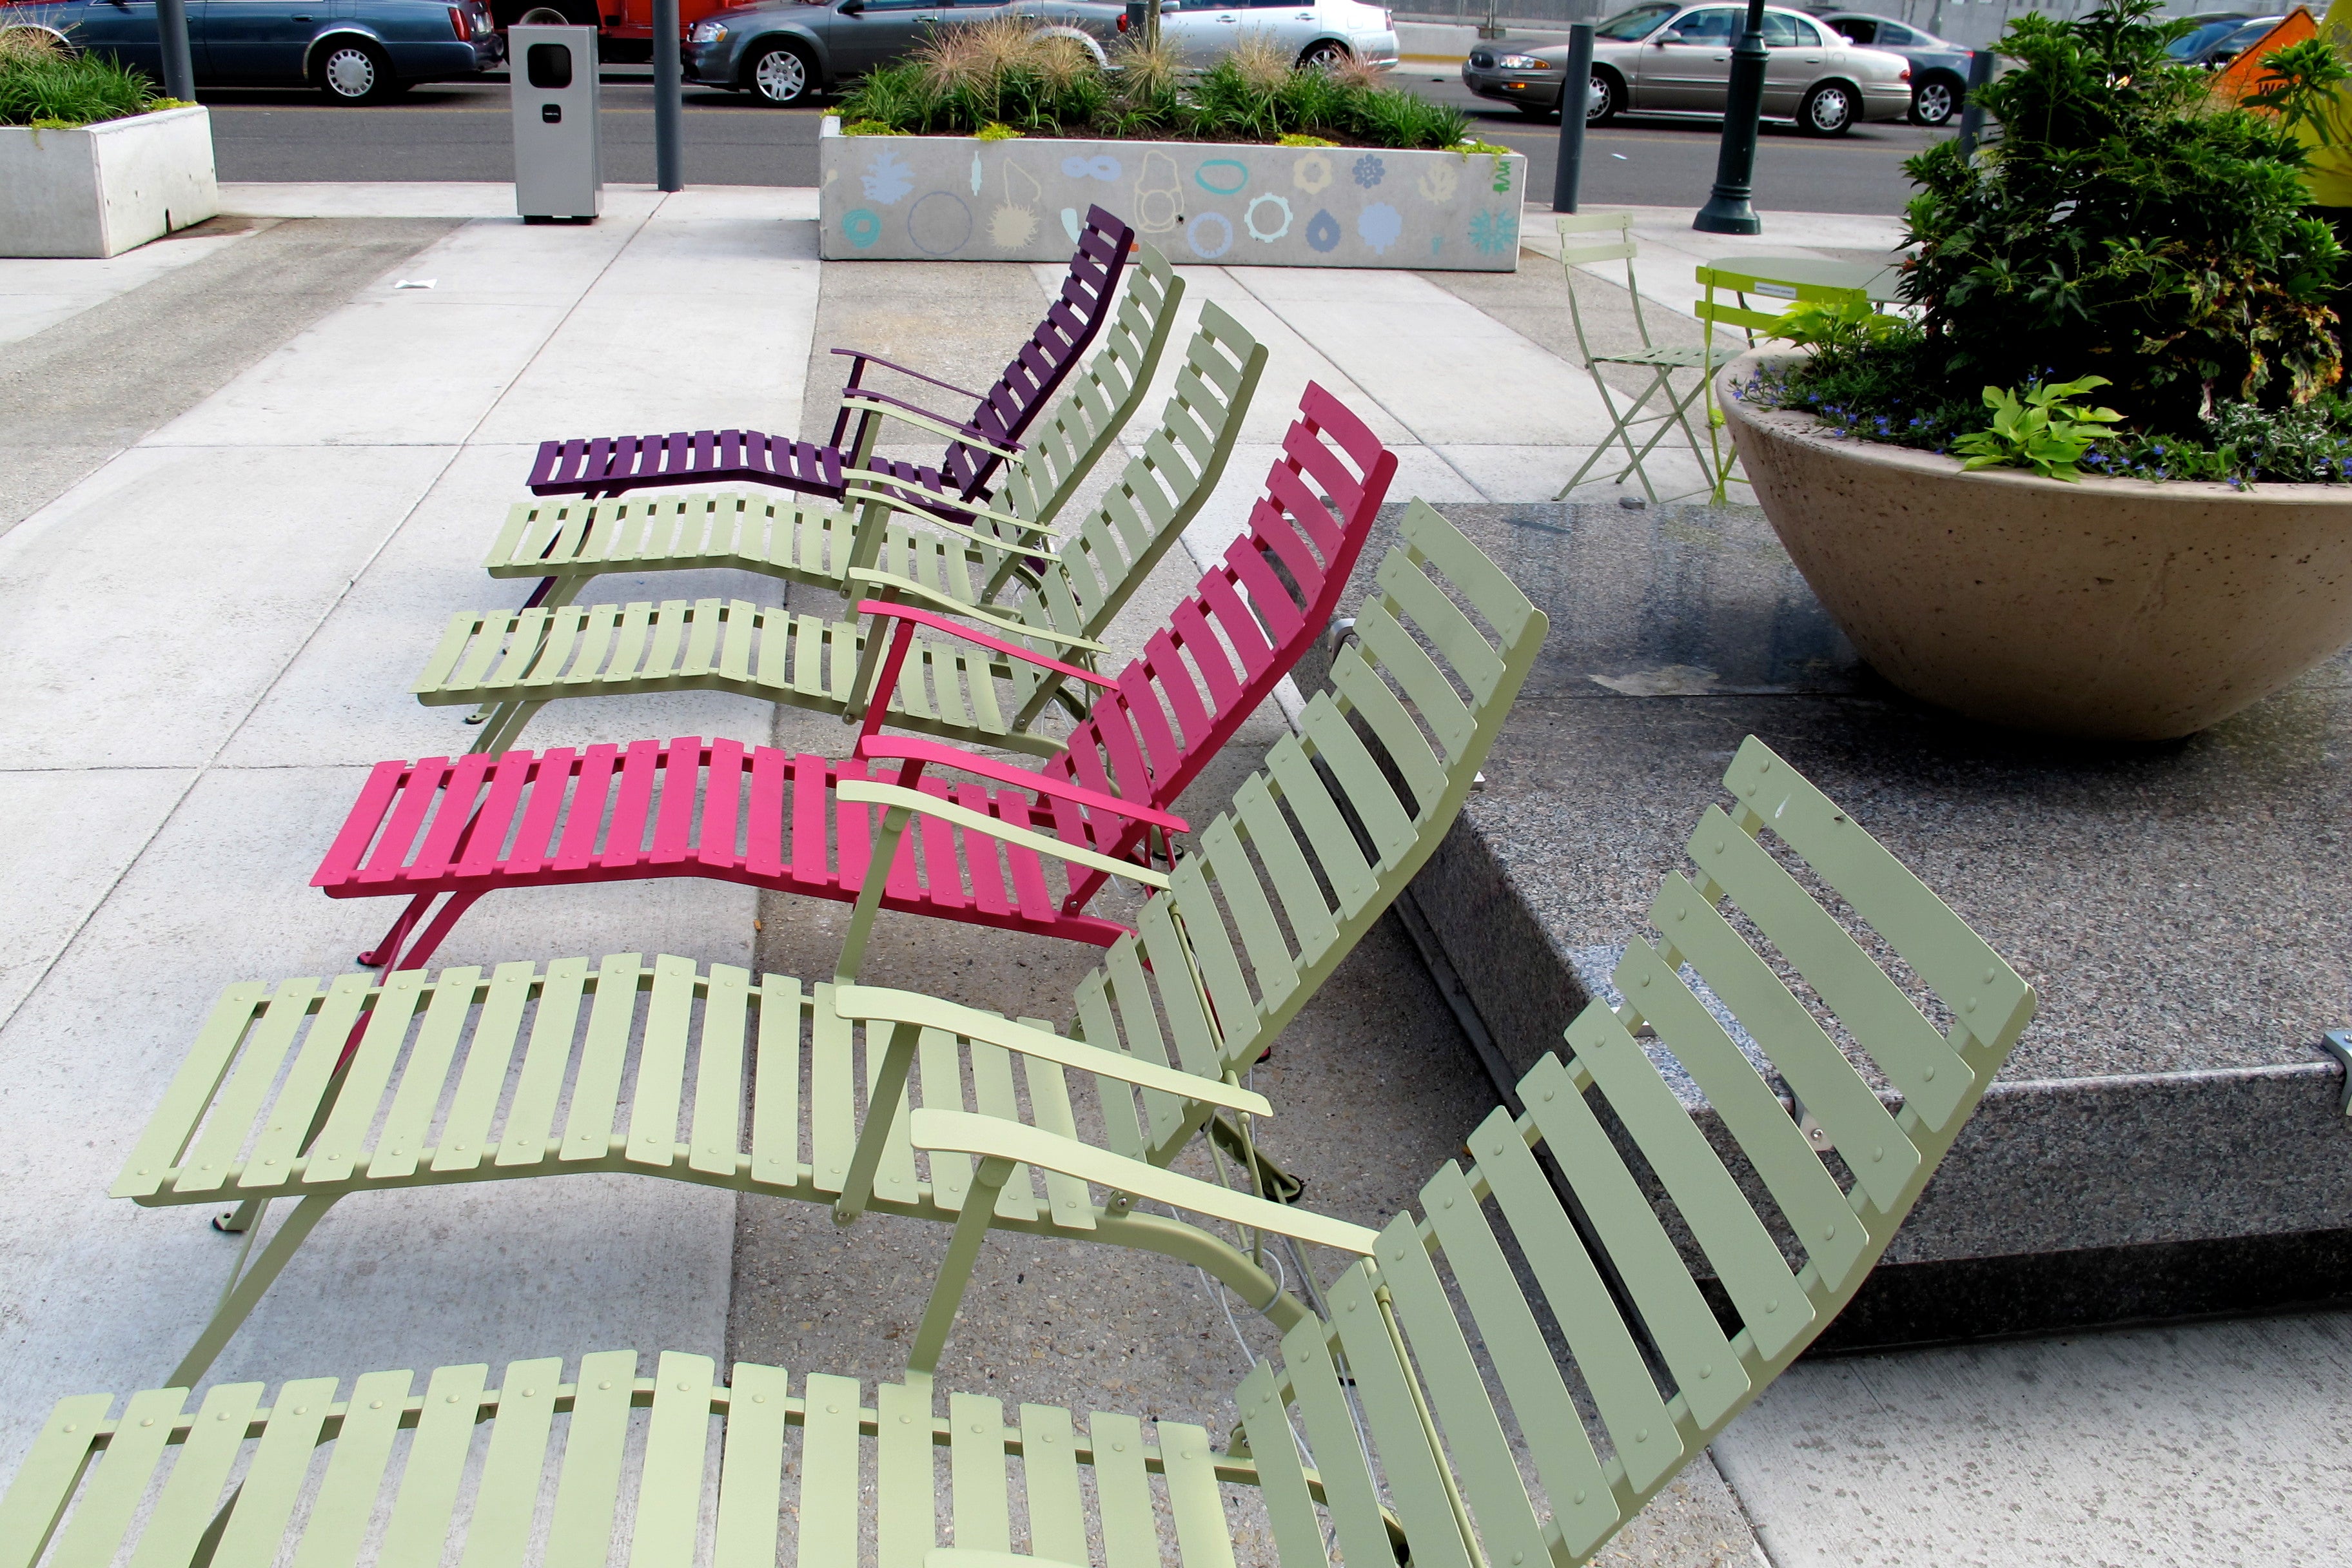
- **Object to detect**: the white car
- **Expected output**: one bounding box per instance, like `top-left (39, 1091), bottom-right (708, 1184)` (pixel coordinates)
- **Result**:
top-left (1157, 0), bottom-right (1398, 70)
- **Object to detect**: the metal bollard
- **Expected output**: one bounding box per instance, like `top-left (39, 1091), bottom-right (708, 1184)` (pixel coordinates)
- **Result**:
top-left (1552, 23), bottom-right (1594, 214)
top-left (1955, 48), bottom-right (1993, 159)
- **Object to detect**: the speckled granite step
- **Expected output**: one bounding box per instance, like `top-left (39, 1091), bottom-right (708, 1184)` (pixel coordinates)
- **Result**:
top-left (1304, 498), bottom-right (2352, 1348)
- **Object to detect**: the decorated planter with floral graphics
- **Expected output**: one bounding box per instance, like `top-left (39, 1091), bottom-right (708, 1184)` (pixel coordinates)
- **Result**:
top-left (817, 116), bottom-right (1524, 270)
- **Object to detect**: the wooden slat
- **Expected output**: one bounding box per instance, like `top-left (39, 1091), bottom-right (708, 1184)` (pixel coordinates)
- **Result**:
top-left (1087, 1411), bottom-right (1157, 1568)
top-left (1474, 1108), bottom-right (1680, 1491)
top-left (1416, 1157), bottom-right (1619, 1557)
top-left (545, 1349), bottom-right (638, 1567)
top-left (713, 1362), bottom-right (792, 1568)
top-left (460, 1357), bottom-right (564, 1568)
top-left (948, 1393), bottom-right (1012, 1553)
top-left (1520, 1052), bottom-right (1747, 1430)
top-left (124, 1381), bottom-right (264, 1568)
top-left (796, 1373), bottom-right (863, 1568)
top-left (877, 1378), bottom-right (937, 1568)
top-left (562, 956), bottom-right (645, 1162)
top-left (379, 1362), bottom-right (489, 1568)
top-left (208, 1376), bottom-right (337, 1563)
top-left (289, 1367), bottom-right (413, 1568)
top-left (631, 1351), bottom-right (716, 1568)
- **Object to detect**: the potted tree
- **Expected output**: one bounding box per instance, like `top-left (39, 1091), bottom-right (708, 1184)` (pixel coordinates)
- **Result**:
top-left (1720, 0), bottom-right (2352, 740)
top-left (1, 24), bottom-right (217, 258)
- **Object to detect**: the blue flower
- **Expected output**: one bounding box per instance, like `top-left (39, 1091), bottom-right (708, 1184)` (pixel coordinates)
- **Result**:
top-left (1352, 153), bottom-right (1385, 189)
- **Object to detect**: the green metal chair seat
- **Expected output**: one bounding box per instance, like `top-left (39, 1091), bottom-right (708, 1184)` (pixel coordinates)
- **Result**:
top-left (9, 739), bottom-right (2036, 1567)
top-left (1591, 340), bottom-right (1747, 371)
top-left (118, 505), bottom-right (1550, 1387)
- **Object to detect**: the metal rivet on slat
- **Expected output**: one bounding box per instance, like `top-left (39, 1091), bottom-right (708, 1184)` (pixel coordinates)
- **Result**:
top-left (1635, 1429), bottom-right (1649, 1443)
top-left (219, 1412), bottom-right (231, 1421)
top-left (679, 1382), bottom-right (693, 1392)
top-left (1513, 1554), bottom-right (1524, 1564)
top-left (142, 1417), bottom-right (155, 1427)
top-left (1640, 974), bottom-right (1652, 988)
top-left (1542, 1088), bottom-right (1554, 1102)
top-left (294, 1407), bottom-right (308, 1416)
top-left (754, 1394), bottom-right (767, 1404)
top-left (827, 1404), bottom-right (839, 1414)
top-left (1983, 970), bottom-right (1996, 985)
top-left (1113, 1440), bottom-right (1127, 1452)
top-left (62, 1425), bottom-right (74, 1433)
top-left (1923, 1066), bottom-right (1936, 1081)
top-left (974, 1423), bottom-right (987, 1435)
top-left (1574, 1489), bottom-right (1587, 1505)
top-left (1822, 1225), bottom-right (1836, 1240)
top-left (447, 1395), bottom-right (460, 1404)
top-left (1872, 1146), bottom-right (1885, 1162)
top-left (601, 1381), bottom-right (615, 1391)
top-left (1676, 907), bottom-right (1687, 921)
top-left (370, 1400), bottom-right (386, 1410)
top-left (1965, 997), bottom-right (1978, 1014)
top-left (1698, 1365), bottom-right (1712, 1380)
top-left (900, 1415), bottom-right (911, 1425)
top-left (1442, 1196), bottom-right (1453, 1209)
top-left (1713, 840), bottom-right (1725, 854)
top-left (1764, 1300), bottom-right (1779, 1314)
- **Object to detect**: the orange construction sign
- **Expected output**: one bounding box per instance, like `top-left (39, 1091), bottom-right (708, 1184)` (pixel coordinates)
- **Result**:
top-left (2210, 6), bottom-right (2319, 106)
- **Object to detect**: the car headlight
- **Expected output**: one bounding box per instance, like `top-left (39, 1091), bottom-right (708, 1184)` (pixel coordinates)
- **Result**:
top-left (690, 19), bottom-right (727, 42)
top-left (1494, 53), bottom-right (1546, 70)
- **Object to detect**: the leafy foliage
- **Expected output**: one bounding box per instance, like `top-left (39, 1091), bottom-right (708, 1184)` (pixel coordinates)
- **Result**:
top-left (838, 19), bottom-right (1470, 148)
top-left (1766, 295), bottom-right (1909, 355)
top-left (0, 26), bottom-right (164, 128)
top-left (1899, 0), bottom-right (2344, 431)
top-left (1950, 377), bottom-right (2125, 479)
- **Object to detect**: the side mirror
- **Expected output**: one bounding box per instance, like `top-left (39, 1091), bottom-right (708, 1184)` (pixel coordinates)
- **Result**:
top-left (839, 0), bottom-right (863, 12)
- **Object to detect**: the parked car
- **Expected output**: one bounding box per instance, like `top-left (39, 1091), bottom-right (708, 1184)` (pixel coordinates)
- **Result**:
top-left (685, 0), bottom-right (1394, 106)
top-left (2170, 11), bottom-right (2282, 67)
top-left (1, 0), bottom-right (502, 101)
top-left (2159, 9), bottom-right (2260, 64)
top-left (1815, 10), bottom-right (1970, 124)
top-left (1462, 0), bottom-right (1910, 135)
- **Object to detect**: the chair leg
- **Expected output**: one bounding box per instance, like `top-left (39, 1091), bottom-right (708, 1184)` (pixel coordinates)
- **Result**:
top-left (906, 1154), bottom-right (1017, 1374)
top-left (469, 701), bottom-right (547, 758)
top-left (170, 1193), bottom-right (342, 1387)
top-left (357, 893), bottom-right (436, 968)
top-left (836, 799), bottom-right (920, 985)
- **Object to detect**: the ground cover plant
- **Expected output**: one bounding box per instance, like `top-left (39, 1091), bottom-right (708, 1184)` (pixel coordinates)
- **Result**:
top-left (1740, 0), bottom-right (2352, 483)
top-left (840, 23), bottom-right (1472, 150)
top-left (0, 24), bottom-right (183, 128)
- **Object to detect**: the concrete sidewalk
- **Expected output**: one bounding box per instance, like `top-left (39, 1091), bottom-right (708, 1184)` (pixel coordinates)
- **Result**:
top-left (1, 183), bottom-right (2344, 1567)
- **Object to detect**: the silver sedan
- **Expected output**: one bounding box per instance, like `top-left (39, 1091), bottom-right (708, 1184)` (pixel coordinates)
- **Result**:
top-left (1462, 0), bottom-right (1912, 135)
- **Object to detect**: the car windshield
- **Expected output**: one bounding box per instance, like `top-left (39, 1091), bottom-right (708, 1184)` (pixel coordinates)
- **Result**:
top-left (2164, 19), bottom-right (2246, 57)
top-left (2222, 17), bottom-right (2281, 44)
top-left (1594, 2), bottom-right (1677, 39)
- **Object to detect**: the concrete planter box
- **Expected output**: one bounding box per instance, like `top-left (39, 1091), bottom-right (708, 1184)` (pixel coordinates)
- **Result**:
top-left (818, 115), bottom-right (1523, 270)
top-left (1722, 350), bottom-right (2352, 741)
top-left (0, 106), bottom-right (219, 259)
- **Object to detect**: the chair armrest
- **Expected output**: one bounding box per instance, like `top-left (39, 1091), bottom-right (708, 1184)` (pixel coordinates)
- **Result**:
top-left (856, 599), bottom-right (1117, 692)
top-left (847, 568), bottom-right (1104, 653)
top-left (834, 985), bottom-right (1264, 1112)
top-left (910, 1109), bottom-right (1381, 1256)
top-left (832, 346), bottom-right (988, 404)
top-left (838, 480), bottom-right (1058, 548)
top-left (836, 778), bottom-right (1177, 886)
top-left (838, 391), bottom-right (1024, 461)
top-left (850, 736), bottom-right (1186, 834)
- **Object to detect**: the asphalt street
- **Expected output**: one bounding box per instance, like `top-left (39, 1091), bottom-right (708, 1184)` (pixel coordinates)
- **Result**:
top-left (201, 69), bottom-right (1946, 216)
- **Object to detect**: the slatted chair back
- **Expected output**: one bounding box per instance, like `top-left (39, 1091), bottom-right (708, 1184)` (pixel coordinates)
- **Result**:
top-left (837, 204), bottom-right (1137, 503)
top-left (6, 776), bottom-right (2032, 1568)
top-left (1056, 499), bottom-right (1546, 1170)
top-left (1555, 210), bottom-right (1657, 366)
top-left (965, 299), bottom-right (1266, 654)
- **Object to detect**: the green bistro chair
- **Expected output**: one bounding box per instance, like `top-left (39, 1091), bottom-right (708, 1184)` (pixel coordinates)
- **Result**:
top-left (4, 738), bottom-right (2036, 1568)
top-left (1552, 212), bottom-right (1744, 505)
top-left (435, 302), bottom-right (1273, 761)
top-left (1693, 261), bottom-right (1876, 503)
top-left (104, 504), bottom-right (1547, 1389)
top-left (479, 244), bottom-right (1193, 627)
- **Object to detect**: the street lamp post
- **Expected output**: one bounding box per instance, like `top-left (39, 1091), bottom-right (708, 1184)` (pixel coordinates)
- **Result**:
top-left (1692, 0), bottom-right (1769, 235)
top-left (653, 0), bottom-right (684, 192)
top-left (156, 0), bottom-right (197, 103)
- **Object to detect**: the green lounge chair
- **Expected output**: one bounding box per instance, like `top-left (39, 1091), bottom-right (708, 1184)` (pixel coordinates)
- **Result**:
top-left (108, 503), bottom-right (1546, 1388)
top-left (433, 304), bottom-right (1278, 761)
top-left (4, 737), bottom-right (2037, 1568)
top-left (482, 244), bottom-right (1193, 624)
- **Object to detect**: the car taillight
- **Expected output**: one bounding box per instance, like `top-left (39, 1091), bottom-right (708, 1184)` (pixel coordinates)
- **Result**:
top-left (448, 4), bottom-right (469, 35)
top-left (1116, 10), bottom-right (1128, 27)
top-left (1898, 66), bottom-right (1910, 80)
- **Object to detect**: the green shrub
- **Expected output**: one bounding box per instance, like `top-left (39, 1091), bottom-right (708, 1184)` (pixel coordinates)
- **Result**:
top-left (837, 19), bottom-right (1469, 149)
top-left (0, 28), bottom-right (163, 128)
top-left (1901, 0), bottom-right (2344, 431)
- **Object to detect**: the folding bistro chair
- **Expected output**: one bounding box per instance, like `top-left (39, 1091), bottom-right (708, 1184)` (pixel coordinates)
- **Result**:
top-left (7, 737), bottom-right (2037, 1568)
top-left (417, 380), bottom-right (1384, 760)
top-left (328, 484), bottom-right (1410, 983)
top-left (1553, 211), bottom-right (1744, 504)
top-left (520, 205), bottom-right (1136, 509)
top-left (482, 244), bottom-right (1193, 623)
top-left (104, 502), bottom-right (1545, 1387)
top-left (1694, 260), bottom-right (1876, 502)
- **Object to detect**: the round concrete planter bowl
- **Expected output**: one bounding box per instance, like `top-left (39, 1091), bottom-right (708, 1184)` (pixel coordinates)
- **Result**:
top-left (1720, 352), bottom-right (2352, 741)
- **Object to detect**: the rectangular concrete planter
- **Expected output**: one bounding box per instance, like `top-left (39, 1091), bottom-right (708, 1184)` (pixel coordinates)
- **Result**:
top-left (0, 106), bottom-right (220, 259)
top-left (818, 115), bottom-right (1524, 270)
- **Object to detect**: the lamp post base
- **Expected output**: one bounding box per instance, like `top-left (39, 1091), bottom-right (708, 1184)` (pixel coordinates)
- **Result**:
top-left (1692, 195), bottom-right (1761, 235)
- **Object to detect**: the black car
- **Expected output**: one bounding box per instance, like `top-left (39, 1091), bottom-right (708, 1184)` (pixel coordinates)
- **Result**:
top-left (1815, 10), bottom-right (1970, 125)
top-left (2, 0), bottom-right (503, 102)
top-left (2169, 12), bottom-right (2283, 68)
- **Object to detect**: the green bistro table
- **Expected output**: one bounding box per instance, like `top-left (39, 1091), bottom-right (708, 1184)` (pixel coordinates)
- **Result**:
top-left (1709, 253), bottom-right (1907, 306)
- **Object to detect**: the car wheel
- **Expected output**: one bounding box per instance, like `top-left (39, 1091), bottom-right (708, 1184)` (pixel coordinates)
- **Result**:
top-left (315, 38), bottom-right (396, 104)
top-left (1910, 75), bottom-right (1957, 126)
top-left (747, 41), bottom-right (814, 105)
top-left (1586, 68), bottom-right (1621, 126)
top-left (1799, 80), bottom-right (1856, 135)
top-left (1297, 40), bottom-right (1350, 70)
